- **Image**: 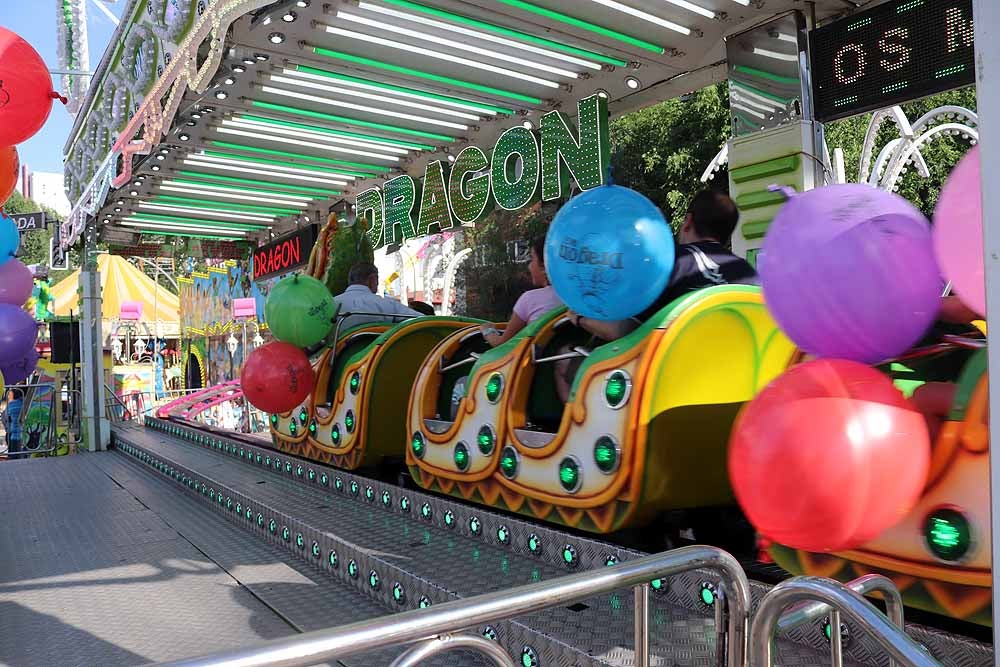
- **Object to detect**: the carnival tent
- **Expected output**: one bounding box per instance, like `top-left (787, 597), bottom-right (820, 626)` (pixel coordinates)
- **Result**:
top-left (50, 254), bottom-right (180, 338)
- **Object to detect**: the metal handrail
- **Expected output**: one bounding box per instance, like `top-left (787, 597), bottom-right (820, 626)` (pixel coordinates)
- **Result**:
top-left (776, 574), bottom-right (904, 667)
top-left (531, 345), bottom-right (590, 364)
top-left (750, 577), bottom-right (940, 667)
top-left (158, 546), bottom-right (750, 667)
top-left (390, 633), bottom-right (515, 667)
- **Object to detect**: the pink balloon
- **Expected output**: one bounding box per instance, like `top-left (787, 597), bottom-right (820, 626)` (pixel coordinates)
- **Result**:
top-left (0, 260), bottom-right (33, 306)
top-left (934, 147), bottom-right (985, 316)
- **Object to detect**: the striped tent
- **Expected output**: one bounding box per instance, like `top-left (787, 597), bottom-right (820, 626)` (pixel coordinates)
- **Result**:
top-left (51, 254), bottom-right (180, 338)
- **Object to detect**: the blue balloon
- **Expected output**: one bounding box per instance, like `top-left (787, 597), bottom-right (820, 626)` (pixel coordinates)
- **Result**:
top-left (545, 184), bottom-right (675, 320)
top-left (0, 215), bottom-right (18, 267)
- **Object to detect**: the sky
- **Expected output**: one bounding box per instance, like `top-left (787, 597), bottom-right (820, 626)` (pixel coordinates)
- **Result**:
top-left (2, 0), bottom-right (125, 177)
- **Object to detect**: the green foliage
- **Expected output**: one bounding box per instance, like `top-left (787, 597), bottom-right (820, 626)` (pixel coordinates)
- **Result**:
top-left (324, 220), bottom-right (375, 297)
top-left (1, 191), bottom-right (77, 283)
top-left (824, 86), bottom-right (978, 217)
top-left (459, 203), bottom-right (555, 321)
top-left (610, 83), bottom-right (731, 230)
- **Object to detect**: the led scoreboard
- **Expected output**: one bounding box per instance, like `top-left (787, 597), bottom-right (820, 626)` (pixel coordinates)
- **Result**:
top-left (810, 0), bottom-right (974, 122)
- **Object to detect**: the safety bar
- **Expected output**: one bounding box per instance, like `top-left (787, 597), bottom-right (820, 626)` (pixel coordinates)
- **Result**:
top-left (776, 574), bottom-right (903, 667)
top-left (750, 577), bottom-right (940, 667)
top-left (439, 352), bottom-right (480, 373)
top-left (158, 546), bottom-right (750, 667)
top-left (531, 345), bottom-right (590, 364)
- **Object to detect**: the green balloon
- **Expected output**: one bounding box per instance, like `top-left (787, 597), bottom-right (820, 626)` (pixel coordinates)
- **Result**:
top-left (264, 275), bottom-right (335, 348)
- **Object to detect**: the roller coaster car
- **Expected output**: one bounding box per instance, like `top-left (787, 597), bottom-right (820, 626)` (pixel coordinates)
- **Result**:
top-left (407, 285), bottom-right (797, 534)
top-left (771, 340), bottom-right (992, 626)
top-left (270, 316), bottom-right (479, 470)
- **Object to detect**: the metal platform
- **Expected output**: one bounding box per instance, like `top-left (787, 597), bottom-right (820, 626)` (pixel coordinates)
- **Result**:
top-left (0, 447), bottom-right (492, 667)
top-left (109, 419), bottom-right (994, 666)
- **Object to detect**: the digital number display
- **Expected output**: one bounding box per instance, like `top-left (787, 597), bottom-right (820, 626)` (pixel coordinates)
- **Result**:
top-left (810, 0), bottom-right (974, 122)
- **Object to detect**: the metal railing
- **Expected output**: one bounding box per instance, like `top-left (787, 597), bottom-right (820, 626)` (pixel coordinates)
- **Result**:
top-left (158, 546), bottom-right (750, 667)
top-left (750, 577), bottom-right (941, 667)
top-left (106, 387), bottom-right (150, 425)
top-left (2, 382), bottom-right (65, 458)
top-left (776, 574), bottom-right (904, 667)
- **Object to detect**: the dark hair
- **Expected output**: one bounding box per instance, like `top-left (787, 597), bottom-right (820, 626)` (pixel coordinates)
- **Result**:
top-left (686, 190), bottom-right (739, 243)
top-left (408, 301), bottom-right (436, 316)
top-left (347, 262), bottom-right (378, 285)
top-left (530, 235), bottom-right (546, 266)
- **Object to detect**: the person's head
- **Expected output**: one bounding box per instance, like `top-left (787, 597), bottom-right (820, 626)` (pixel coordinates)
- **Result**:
top-left (678, 190), bottom-right (740, 245)
top-left (528, 235), bottom-right (549, 287)
top-left (348, 262), bottom-right (379, 294)
top-left (408, 300), bottom-right (436, 316)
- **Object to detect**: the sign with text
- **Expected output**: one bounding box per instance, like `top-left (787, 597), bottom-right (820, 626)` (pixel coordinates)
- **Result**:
top-left (10, 211), bottom-right (46, 233)
top-left (252, 225), bottom-right (317, 281)
top-left (356, 94), bottom-right (611, 251)
top-left (810, 0), bottom-right (974, 122)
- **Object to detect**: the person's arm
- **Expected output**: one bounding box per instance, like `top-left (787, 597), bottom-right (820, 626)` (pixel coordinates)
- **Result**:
top-left (482, 314), bottom-right (526, 347)
top-left (566, 310), bottom-right (637, 341)
top-left (941, 295), bottom-right (980, 325)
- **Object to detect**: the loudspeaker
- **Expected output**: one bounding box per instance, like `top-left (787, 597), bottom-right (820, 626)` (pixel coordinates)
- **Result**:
top-left (50, 321), bottom-right (81, 364)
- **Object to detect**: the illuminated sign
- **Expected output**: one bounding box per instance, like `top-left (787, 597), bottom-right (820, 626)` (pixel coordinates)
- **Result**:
top-left (253, 226), bottom-right (317, 281)
top-left (356, 94), bottom-right (611, 251)
top-left (810, 0), bottom-right (974, 122)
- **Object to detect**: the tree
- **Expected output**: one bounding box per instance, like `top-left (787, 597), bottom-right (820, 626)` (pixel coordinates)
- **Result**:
top-left (824, 86), bottom-right (978, 217)
top-left (610, 83), bottom-right (731, 230)
top-left (1, 191), bottom-right (76, 283)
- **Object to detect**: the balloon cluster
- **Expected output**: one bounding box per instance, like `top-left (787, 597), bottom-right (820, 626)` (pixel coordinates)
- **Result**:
top-left (728, 180), bottom-right (981, 553)
top-left (0, 27), bottom-right (58, 391)
top-left (240, 274), bottom-right (335, 414)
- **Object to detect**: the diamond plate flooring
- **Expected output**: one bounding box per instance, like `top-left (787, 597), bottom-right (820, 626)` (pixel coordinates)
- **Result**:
top-left (0, 452), bottom-right (488, 667)
top-left (0, 454), bottom-right (296, 667)
top-left (112, 424), bottom-right (848, 667)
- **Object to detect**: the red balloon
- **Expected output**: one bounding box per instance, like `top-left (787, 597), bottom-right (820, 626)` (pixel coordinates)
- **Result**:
top-left (728, 359), bottom-right (930, 553)
top-left (0, 146), bottom-right (18, 205)
top-left (240, 342), bottom-right (314, 414)
top-left (0, 27), bottom-right (59, 146)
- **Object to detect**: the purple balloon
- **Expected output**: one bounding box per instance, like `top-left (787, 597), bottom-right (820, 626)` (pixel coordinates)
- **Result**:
top-left (760, 184), bottom-right (941, 364)
top-left (0, 304), bottom-right (38, 364)
top-left (0, 259), bottom-right (33, 306)
top-left (0, 347), bottom-right (38, 385)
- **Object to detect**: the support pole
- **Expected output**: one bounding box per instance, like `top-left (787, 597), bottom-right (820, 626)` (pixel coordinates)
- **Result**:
top-left (79, 223), bottom-right (108, 451)
top-left (972, 0), bottom-right (1000, 645)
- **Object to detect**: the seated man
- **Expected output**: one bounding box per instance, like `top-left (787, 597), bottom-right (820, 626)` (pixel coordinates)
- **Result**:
top-left (555, 190), bottom-right (758, 401)
top-left (335, 262), bottom-right (422, 331)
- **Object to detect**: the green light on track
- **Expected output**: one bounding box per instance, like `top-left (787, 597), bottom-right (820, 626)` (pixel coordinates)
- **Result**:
top-left (392, 583), bottom-right (405, 603)
top-left (454, 442), bottom-right (470, 471)
top-left (419, 596), bottom-right (431, 608)
top-left (562, 545), bottom-right (577, 565)
top-left (594, 437), bottom-right (618, 473)
top-left (369, 570), bottom-right (380, 590)
top-left (311, 542), bottom-right (320, 558)
top-left (559, 457), bottom-right (580, 492)
top-left (444, 510), bottom-right (454, 527)
top-left (329, 550), bottom-right (339, 567)
top-left (650, 578), bottom-right (665, 592)
top-left (700, 584), bottom-right (715, 606)
top-left (411, 432), bottom-right (425, 459)
top-left (332, 424), bottom-right (341, 445)
top-left (345, 410), bottom-right (355, 433)
top-left (421, 503), bottom-right (432, 519)
top-left (527, 534), bottom-right (540, 553)
top-left (349, 372), bottom-right (361, 394)
top-left (477, 425), bottom-right (494, 456)
top-left (251, 100), bottom-right (457, 142)
top-left (924, 508), bottom-right (971, 561)
top-left (500, 447), bottom-right (518, 479)
top-left (469, 516), bottom-right (481, 535)
top-left (497, 526), bottom-right (509, 544)
top-left (604, 371), bottom-right (628, 407)
top-left (485, 373), bottom-right (502, 403)
top-left (312, 47), bottom-right (542, 104)
top-left (348, 559), bottom-right (358, 578)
